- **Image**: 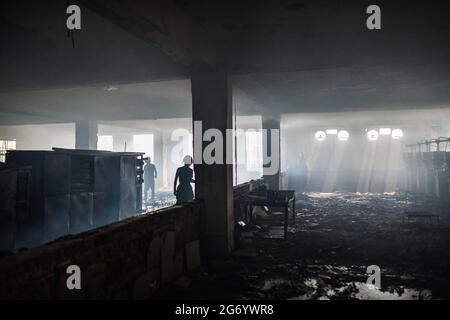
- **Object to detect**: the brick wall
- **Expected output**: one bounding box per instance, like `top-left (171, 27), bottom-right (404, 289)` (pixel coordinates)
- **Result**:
top-left (0, 180), bottom-right (265, 300)
top-left (0, 201), bottom-right (202, 299)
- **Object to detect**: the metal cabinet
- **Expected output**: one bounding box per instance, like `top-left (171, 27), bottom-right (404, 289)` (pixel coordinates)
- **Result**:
top-left (5, 149), bottom-right (144, 248)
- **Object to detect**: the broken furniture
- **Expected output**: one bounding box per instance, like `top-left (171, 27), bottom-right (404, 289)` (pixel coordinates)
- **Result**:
top-left (236, 188), bottom-right (296, 240)
top-left (402, 211), bottom-right (440, 224)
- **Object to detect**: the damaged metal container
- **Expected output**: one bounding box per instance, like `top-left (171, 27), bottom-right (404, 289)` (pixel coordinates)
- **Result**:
top-left (5, 149), bottom-right (144, 248)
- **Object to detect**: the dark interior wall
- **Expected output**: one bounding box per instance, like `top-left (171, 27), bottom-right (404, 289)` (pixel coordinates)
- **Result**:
top-left (0, 202), bottom-right (201, 299)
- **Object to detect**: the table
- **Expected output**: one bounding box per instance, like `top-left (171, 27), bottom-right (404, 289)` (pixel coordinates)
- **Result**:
top-left (402, 212), bottom-right (440, 224)
top-left (236, 190), bottom-right (296, 240)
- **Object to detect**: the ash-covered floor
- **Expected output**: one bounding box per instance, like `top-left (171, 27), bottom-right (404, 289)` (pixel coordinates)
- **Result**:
top-left (158, 192), bottom-right (450, 300)
top-left (143, 191), bottom-right (177, 212)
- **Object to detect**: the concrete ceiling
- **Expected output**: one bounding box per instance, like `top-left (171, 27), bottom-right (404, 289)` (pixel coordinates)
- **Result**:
top-left (174, 0), bottom-right (450, 72)
top-left (84, 0), bottom-right (450, 72)
top-left (282, 108), bottom-right (450, 130)
top-left (2, 64), bottom-right (450, 125)
top-left (0, 78), bottom-right (268, 124)
top-left (235, 64), bottom-right (450, 113)
top-left (0, 80), bottom-right (192, 124)
top-left (0, 1), bottom-right (187, 92)
top-left (1, 0), bottom-right (449, 125)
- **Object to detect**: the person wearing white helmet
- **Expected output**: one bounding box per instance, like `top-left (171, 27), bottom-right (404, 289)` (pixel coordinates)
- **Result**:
top-left (173, 155), bottom-right (195, 204)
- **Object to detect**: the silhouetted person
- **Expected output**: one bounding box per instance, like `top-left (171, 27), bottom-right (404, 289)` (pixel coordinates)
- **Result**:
top-left (143, 157), bottom-right (157, 202)
top-left (174, 155), bottom-right (195, 204)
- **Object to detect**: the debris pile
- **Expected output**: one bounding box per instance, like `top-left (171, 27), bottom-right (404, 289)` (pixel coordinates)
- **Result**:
top-left (157, 192), bottom-right (450, 300)
top-left (143, 191), bottom-right (177, 212)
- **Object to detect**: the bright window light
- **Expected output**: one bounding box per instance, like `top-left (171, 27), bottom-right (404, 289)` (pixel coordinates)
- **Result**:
top-left (315, 131), bottom-right (327, 141)
top-left (0, 139), bottom-right (16, 163)
top-left (337, 130), bottom-right (349, 141)
top-left (246, 131), bottom-right (262, 172)
top-left (97, 135), bottom-right (113, 151)
top-left (170, 129), bottom-right (193, 164)
top-left (133, 134), bottom-right (154, 159)
top-left (392, 129), bottom-right (403, 140)
top-left (326, 129), bottom-right (338, 135)
top-left (367, 129), bottom-right (379, 141)
top-left (379, 128), bottom-right (391, 135)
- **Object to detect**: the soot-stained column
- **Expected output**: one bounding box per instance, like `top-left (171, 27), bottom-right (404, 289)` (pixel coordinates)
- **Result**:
top-left (191, 68), bottom-right (234, 258)
top-left (75, 120), bottom-right (97, 150)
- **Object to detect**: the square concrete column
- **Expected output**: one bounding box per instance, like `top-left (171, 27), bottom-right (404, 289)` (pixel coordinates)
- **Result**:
top-left (152, 130), bottom-right (164, 190)
top-left (262, 114), bottom-right (281, 190)
top-left (191, 68), bottom-right (234, 258)
top-left (75, 120), bottom-right (97, 150)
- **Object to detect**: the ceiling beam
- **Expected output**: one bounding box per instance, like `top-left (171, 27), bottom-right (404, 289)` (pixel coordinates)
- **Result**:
top-left (82, 0), bottom-right (225, 68)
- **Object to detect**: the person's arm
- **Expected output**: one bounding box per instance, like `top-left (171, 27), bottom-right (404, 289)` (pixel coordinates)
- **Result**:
top-left (154, 166), bottom-right (158, 179)
top-left (173, 169), bottom-right (179, 196)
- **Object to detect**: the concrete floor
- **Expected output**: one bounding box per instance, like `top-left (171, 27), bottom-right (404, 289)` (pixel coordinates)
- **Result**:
top-left (157, 192), bottom-right (450, 300)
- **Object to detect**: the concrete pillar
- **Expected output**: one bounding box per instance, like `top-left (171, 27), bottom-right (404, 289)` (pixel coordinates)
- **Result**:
top-left (262, 114), bottom-right (281, 190)
top-left (191, 68), bottom-right (234, 258)
top-left (153, 130), bottom-right (164, 190)
top-left (75, 120), bottom-right (97, 150)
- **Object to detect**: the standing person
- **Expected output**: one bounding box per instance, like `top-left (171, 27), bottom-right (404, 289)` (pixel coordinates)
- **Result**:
top-left (173, 155), bottom-right (195, 204)
top-left (143, 156), bottom-right (157, 202)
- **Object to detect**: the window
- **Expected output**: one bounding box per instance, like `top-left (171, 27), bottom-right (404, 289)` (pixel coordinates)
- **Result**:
top-left (183, 133), bottom-right (193, 160)
top-left (245, 131), bottom-right (262, 172)
top-left (133, 134), bottom-right (154, 160)
top-left (0, 140), bottom-right (17, 162)
top-left (97, 135), bottom-right (113, 151)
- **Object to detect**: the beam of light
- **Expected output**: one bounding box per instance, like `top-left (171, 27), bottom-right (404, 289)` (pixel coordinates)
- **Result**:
top-left (308, 138), bottom-right (326, 184)
top-left (357, 138), bottom-right (378, 192)
top-left (309, 140), bottom-right (322, 169)
top-left (356, 141), bottom-right (372, 193)
top-left (384, 138), bottom-right (403, 192)
top-left (322, 140), bottom-right (346, 192)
